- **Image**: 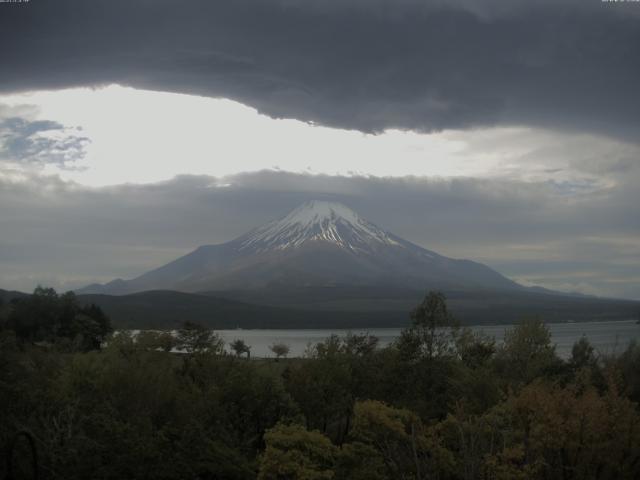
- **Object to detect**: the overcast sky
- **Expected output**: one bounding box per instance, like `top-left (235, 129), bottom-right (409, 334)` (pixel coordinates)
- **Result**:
top-left (0, 0), bottom-right (639, 299)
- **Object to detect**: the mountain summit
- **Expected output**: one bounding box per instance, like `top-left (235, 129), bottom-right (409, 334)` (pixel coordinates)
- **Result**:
top-left (79, 201), bottom-right (521, 295)
top-left (237, 200), bottom-right (401, 254)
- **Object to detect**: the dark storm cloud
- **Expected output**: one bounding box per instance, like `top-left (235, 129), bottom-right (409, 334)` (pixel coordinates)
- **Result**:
top-left (0, 116), bottom-right (89, 167)
top-left (1, 170), bottom-right (639, 298)
top-left (0, 0), bottom-right (638, 137)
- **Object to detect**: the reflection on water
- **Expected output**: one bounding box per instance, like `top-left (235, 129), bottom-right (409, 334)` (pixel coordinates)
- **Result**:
top-left (215, 320), bottom-right (640, 359)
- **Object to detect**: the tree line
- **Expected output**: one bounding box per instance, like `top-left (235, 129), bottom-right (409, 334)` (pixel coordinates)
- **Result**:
top-left (1, 288), bottom-right (639, 479)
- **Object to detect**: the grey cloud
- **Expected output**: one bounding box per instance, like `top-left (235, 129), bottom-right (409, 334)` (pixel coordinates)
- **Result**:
top-left (0, 115), bottom-right (90, 168)
top-left (0, 0), bottom-right (638, 138)
top-left (0, 170), bottom-right (638, 299)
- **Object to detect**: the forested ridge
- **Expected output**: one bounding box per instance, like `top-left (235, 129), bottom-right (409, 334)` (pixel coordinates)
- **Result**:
top-left (1, 288), bottom-right (639, 479)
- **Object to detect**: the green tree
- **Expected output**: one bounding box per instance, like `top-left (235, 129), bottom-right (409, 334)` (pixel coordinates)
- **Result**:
top-left (288, 334), bottom-right (384, 443)
top-left (494, 318), bottom-right (560, 386)
top-left (8, 286), bottom-right (59, 342)
top-left (456, 327), bottom-right (496, 369)
top-left (349, 400), bottom-right (454, 480)
top-left (270, 342), bottom-right (290, 361)
top-left (230, 338), bottom-right (252, 359)
top-left (175, 321), bottom-right (224, 354)
top-left (390, 292), bottom-right (463, 419)
top-left (396, 291), bottom-right (458, 361)
top-left (258, 423), bottom-right (337, 480)
top-left (7, 287), bottom-right (111, 351)
top-left (334, 441), bottom-right (387, 480)
top-left (484, 379), bottom-right (640, 479)
top-left (342, 332), bottom-right (379, 357)
top-left (75, 302), bottom-right (112, 349)
top-left (286, 341), bottom-right (352, 436)
top-left (610, 340), bottom-right (640, 403)
top-left (135, 330), bottom-right (175, 352)
top-left (569, 335), bottom-right (598, 373)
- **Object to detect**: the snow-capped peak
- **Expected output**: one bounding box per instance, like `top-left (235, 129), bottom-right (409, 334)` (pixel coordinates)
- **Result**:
top-left (277, 201), bottom-right (365, 229)
top-left (237, 200), bottom-right (402, 253)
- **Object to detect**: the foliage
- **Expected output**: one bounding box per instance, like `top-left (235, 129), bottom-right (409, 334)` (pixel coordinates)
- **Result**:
top-left (484, 379), bottom-right (640, 479)
top-left (175, 320), bottom-right (224, 354)
top-left (4, 286), bottom-right (112, 351)
top-left (269, 342), bottom-right (290, 361)
top-left (132, 329), bottom-right (175, 352)
top-left (285, 338), bottom-right (353, 438)
top-left (349, 400), bottom-right (454, 480)
top-left (2, 288), bottom-right (639, 480)
top-left (258, 423), bottom-right (337, 480)
top-left (230, 338), bottom-right (252, 358)
top-left (494, 318), bottom-right (561, 386)
top-left (456, 327), bottom-right (496, 369)
top-left (608, 340), bottom-right (640, 403)
top-left (389, 292), bottom-right (467, 419)
top-left (570, 335), bottom-right (597, 370)
top-left (397, 291), bottom-right (459, 361)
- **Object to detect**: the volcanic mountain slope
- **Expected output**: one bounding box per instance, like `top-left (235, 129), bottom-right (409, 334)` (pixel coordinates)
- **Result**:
top-left (79, 200), bottom-right (522, 295)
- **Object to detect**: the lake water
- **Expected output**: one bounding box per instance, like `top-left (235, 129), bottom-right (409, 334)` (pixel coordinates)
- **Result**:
top-left (216, 320), bottom-right (640, 359)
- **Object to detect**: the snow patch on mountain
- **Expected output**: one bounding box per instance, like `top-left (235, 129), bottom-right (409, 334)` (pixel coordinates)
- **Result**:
top-left (238, 200), bottom-right (402, 253)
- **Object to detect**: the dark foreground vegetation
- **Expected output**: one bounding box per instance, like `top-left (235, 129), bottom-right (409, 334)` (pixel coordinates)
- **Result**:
top-left (1, 288), bottom-right (640, 479)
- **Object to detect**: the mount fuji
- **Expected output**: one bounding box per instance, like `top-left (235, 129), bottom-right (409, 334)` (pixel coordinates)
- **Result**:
top-left (80, 200), bottom-right (522, 295)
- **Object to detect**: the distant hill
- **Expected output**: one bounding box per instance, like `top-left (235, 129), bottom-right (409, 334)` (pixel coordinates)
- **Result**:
top-left (76, 290), bottom-right (409, 330)
top-left (202, 285), bottom-right (640, 324)
top-left (73, 288), bottom-right (640, 329)
top-left (2, 287), bottom-right (638, 329)
top-left (0, 288), bottom-right (28, 304)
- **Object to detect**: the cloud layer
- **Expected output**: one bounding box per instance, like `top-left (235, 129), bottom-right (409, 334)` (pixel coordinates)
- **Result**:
top-left (1, 0), bottom-right (639, 136)
top-left (0, 116), bottom-right (89, 168)
top-left (1, 171), bottom-right (638, 299)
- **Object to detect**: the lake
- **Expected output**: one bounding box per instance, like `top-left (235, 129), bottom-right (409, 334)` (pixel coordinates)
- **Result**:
top-left (216, 320), bottom-right (640, 359)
